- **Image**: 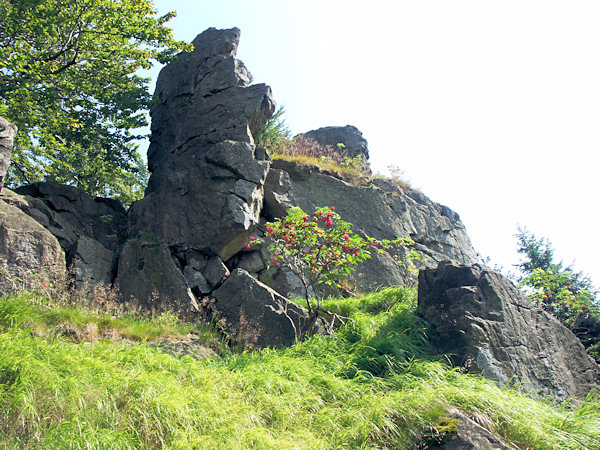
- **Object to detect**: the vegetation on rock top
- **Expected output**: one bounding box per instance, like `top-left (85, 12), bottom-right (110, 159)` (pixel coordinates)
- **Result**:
top-left (257, 107), bottom-right (415, 191)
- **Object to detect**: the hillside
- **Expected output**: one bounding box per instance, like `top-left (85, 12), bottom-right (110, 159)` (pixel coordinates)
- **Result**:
top-left (1, 289), bottom-right (599, 448)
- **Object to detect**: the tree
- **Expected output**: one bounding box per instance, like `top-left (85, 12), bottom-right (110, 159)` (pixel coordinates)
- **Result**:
top-left (515, 227), bottom-right (600, 361)
top-left (0, 0), bottom-right (191, 204)
top-left (249, 206), bottom-right (416, 314)
top-left (515, 226), bottom-right (555, 275)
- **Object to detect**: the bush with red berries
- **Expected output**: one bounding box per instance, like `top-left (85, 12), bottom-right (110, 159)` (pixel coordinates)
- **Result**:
top-left (248, 206), bottom-right (415, 314)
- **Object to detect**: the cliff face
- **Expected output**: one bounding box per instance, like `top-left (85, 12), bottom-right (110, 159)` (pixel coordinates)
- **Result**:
top-left (2, 27), bottom-right (598, 400)
top-left (249, 159), bottom-right (478, 297)
top-left (129, 27), bottom-right (274, 262)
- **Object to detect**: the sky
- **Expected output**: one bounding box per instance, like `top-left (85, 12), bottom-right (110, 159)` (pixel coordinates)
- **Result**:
top-left (146, 0), bottom-right (600, 284)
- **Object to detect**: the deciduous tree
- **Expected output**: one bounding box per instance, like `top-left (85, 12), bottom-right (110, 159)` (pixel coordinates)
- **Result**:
top-left (0, 0), bottom-right (191, 204)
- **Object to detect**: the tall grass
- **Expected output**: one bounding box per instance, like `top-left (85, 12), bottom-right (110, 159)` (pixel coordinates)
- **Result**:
top-left (1, 288), bottom-right (599, 448)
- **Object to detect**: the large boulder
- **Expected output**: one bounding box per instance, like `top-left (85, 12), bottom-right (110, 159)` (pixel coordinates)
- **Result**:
top-left (0, 189), bottom-right (66, 295)
top-left (129, 27), bottom-right (275, 263)
top-left (13, 182), bottom-right (126, 288)
top-left (297, 125), bottom-right (369, 160)
top-left (0, 117), bottom-right (17, 192)
top-left (418, 261), bottom-right (600, 401)
top-left (251, 159), bottom-right (478, 297)
top-left (417, 408), bottom-right (512, 449)
top-left (212, 269), bottom-right (324, 348)
top-left (115, 240), bottom-right (199, 319)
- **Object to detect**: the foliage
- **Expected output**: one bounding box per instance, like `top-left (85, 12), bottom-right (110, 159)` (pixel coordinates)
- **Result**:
top-left (250, 206), bottom-right (416, 313)
top-left (255, 105), bottom-right (292, 154)
top-left (515, 227), bottom-right (600, 362)
top-left (257, 108), bottom-right (370, 175)
top-left (1, 288), bottom-right (600, 448)
top-left (515, 226), bottom-right (556, 275)
top-left (0, 0), bottom-right (191, 205)
top-left (0, 289), bottom-right (220, 344)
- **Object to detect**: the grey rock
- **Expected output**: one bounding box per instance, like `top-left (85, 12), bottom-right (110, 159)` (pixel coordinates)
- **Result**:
top-left (419, 408), bottom-right (513, 449)
top-left (258, 266), bottom-right (314, 300)
top-left (260, 159), bottom-right (478, 295)
top-left (183, 265), bottom-right (212, 295)
top-left (233, 251), bottom-right (265, 274)
top-left (12, 182), bottom-right (126, 286)
top-left (254, 147), bottom-right (270, 161)
top-left (263, 168), bottom-right (297, 220)
top-left (203, 256), bottom-right (230, 289)
top-left (115, 240), bottom-right (199, 319)
top-left (0, 117), bottom-right (17, 192)
top-left (418, 261), bottom-right (600, 401)
top-left (211, 269), bottom-right (324, 348)
top-left (15, 182), bottom-right (127, 253)
top-left (129, 27), bottom-right (275, 262)
top-left (72, 236), bottom-right (115, 288)
top-left (0, 189), bottom-right (66, 295)
top-left (298, 125), bottom-right (369, 160)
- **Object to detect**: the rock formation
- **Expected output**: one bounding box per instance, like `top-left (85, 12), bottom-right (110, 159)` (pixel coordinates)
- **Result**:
top-left (298, 125), bottom-right (369, 160)
top-left (0, 189), bottom-right (66, 295)
top-left (249, 158), bottom-right (478, 297)
top-left (1, 26), bottom-right (598, 404)
top-left (128, 27), bottom-right (274, 261)
top-left (0, 117), bottom-right (17, 192)
top-left (123, 28), bottom-right (274, 314)
top-left (212, 269), bottom-right (325, 348)
top-left (418, 261), bottom-right (600, 400)
top-left (119, 27), bottom-right (322, 344)
top-left (13, 182), bottom-right (127, 290)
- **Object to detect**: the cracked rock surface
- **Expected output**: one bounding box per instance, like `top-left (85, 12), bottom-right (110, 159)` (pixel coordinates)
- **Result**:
top-left (255, 159), bottom-right (479, 297)
top-left (128, 27), bottom-right (274, 262)
top-left (418, 261), bottom-right (600, 400)
top-left (10, 182), bottom-right (126, 288)
top-left (0, 189), bottom-right (66, 296)
top-left (212, 269), bottom-right (326, 349)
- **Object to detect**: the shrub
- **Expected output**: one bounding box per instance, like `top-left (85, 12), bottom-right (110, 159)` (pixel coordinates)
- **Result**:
top-left (249, 206), bottom-right (416, 314)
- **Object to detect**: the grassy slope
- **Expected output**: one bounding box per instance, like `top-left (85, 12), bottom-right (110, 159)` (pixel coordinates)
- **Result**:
top-left (1, 289), bottom-right (599, 449)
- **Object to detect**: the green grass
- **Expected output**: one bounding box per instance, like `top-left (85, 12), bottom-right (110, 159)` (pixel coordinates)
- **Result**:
top-left (1, 288), bottom-right (599, 448)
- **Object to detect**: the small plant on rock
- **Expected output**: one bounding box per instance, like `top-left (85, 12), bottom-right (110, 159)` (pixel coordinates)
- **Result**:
top-left (248, 206), bottom-right (415, 315)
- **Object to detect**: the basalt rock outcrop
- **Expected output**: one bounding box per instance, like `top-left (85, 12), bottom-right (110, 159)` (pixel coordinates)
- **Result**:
top-left (12, 182), bottom-right (127, 289)
top-left (298, 125), bottom-right (369, 160)
top-left (0, 28), bottom-right (484, 349)
top-left (418, 261), bottom-right (600, 400)
top-left (249, 159), bottom-right (478, 297)
top-left (117, 27), bottom-right (321, 343)
top-left (128, 27), bottom-right (274, 261)
top-left (0, 189), bottom-right (66, 295)
top-left (123, 27), bottom-right (275, 317)
top-left (2, 25), bottom-right (598, 402)
top-left (0, 117), bottom-right (17, 192)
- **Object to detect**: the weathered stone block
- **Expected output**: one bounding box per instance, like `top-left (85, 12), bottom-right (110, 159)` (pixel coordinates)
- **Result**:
top-left (418, 261), bottom-right (600, 400)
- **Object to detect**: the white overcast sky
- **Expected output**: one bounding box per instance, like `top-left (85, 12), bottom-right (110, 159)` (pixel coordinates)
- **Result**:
top-left (147, 0), bottom-right (600, 285)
